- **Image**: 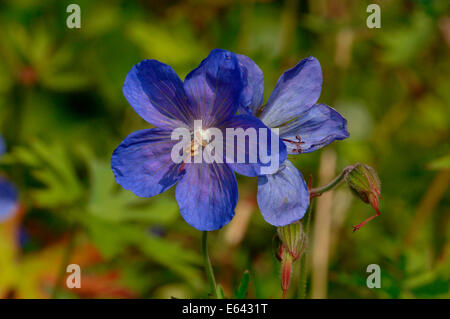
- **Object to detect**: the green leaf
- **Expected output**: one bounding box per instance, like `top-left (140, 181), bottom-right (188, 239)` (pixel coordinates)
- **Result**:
top-left (427, 154), bottom-right (450, 170)
top-left (9, 140), bottom-right (83, 208)
top-left (234, 270), bottom-right (250, 299)
top-left (216, 284), bottom-right (226, 299)
top-left (87, 160), bottom-right (178, 224)
top-left (40, 72), bottom-right (90, 91)
top-left (82, 215), bottom-right (203, 289)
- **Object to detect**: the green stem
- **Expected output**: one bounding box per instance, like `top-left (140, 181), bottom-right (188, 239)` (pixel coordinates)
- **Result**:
top-left (298, 201), bottom-right (313, 299)
top-left (310, 167), bottom-right (351, 196)
top-left (297, 165), bottom-right (353, 298)
top-left (202, 231), bottom-right (218, 299)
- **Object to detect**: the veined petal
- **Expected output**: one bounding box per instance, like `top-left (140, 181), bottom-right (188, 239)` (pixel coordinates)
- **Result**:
top-left (260, 56), bottom-right (322, 128)
top-left (175, 162), bottom-right (238, 231)
top-left (257, 161), bottom-right (309, 226)
top-left (237, 54), bottom-right (264, 115)
top-left (0, 177), bottom-right (18, 222)
top-left (184, 49), bottom-right (245, 127)
top-left (111, 128), bottom-right (184, 198)
top-left (221, 114), bottom-right (287, 177)
top-left (123, 60), bottom-right (192, 129)
top-left (279, 103), bottom-right (349, 154)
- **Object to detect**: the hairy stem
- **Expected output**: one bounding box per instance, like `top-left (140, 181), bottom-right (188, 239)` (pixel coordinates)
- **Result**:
top-left (310, 166), bottom-right (351, 197)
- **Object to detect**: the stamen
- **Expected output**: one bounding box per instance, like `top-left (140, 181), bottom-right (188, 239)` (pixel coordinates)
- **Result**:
top-left (282, 135), bottom-right (305, 153)
top-left (194, 128), bottom-right (209, 147)
top-left (179, 129), bottom-right (207, 171)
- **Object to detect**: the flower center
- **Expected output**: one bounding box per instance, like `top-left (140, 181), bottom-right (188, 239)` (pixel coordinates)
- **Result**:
top-left (184, 127), bottom-right (210, 158)
top-left (194, 127), bottom-right (210, 147)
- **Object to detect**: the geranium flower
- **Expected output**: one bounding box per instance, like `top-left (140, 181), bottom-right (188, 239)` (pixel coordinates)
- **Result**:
top-left (238, 55), bottom-right (349, 226)
top-left (111, 49), bottom-right (286, 231)
top-left (0, 136), bottom-right (4, 155)
top-left (0, 135), bottom-right (19, 222)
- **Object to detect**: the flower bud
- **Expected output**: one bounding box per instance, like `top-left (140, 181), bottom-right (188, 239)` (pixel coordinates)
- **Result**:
top-left (276, 222), bottom-right (308, 297)
top-left (344, 163), bottom-right (382, 231)
top-left (277, 222), bottom-right (307, 260)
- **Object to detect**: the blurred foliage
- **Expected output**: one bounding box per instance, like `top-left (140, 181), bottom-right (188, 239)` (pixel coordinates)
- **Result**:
top-left (0, 0), bottom-right (448, 299)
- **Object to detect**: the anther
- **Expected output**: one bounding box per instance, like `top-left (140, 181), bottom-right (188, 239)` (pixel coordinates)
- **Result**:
top-left (282, 135), bottom-right (305, 153)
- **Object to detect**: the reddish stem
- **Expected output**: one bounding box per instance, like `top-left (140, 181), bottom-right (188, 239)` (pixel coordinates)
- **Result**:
top-left (352, 208), bottom-right (381, 232)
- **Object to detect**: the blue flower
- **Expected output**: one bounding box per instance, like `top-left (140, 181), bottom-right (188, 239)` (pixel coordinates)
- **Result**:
top-left (238, 55), bottom-right (349, 226)
top-left (0, 176), bottom-right (18, 222)
top-left (0, 137), bottom-right (4, 155)
top-left (111, 49), bottom-right (286, 231)
top-left (0, 135), bottom-right (19, 222)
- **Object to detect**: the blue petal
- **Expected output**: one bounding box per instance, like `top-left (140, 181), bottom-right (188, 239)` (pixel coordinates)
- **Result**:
top-left (123, 60), bottom-right (193, 129)
top-left (111, 128), bottom-right (184, 198)
top-left (257, 160), bottom-right (309, 226)
top-left (221, 114), bottom-right (287, 177)
top-left (0, 177), bottom-right (18, 222)
top-left (175, 162), bottom-right (238, 231)
top-left (237, 54), bottom-right (264, 115)
top-left (279, 103), bottom-right (349, 154)
top-left (260, 56), bottom-right (322, 128)
top-left (184, 49), bottom-right (245, 127)
top-left (0, 135), bottom-right (5, 157)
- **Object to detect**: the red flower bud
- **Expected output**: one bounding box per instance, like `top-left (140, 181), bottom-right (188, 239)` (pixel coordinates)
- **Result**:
top-left (280, 247), bottom-right (293, 298)
top-left (276, 222), bottom-right (308, 297)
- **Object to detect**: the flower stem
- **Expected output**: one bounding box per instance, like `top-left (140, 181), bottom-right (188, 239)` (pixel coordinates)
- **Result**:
top-left (298, 201), bottom-right (313, 299)
top-left (202, 231), bottom-right (218, 298)
top-left (309, 166), bottom-right (351, 197)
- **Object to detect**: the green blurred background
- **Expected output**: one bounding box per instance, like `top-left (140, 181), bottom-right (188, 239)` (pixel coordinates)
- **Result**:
top-left (0, 0), bottom-right (448, 299)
